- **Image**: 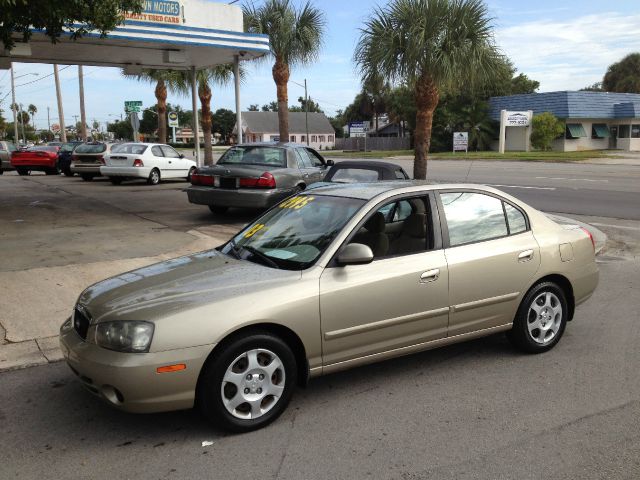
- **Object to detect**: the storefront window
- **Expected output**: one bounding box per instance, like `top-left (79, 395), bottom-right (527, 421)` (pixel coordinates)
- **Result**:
top-left (618, 125), bottom-right (630, 138)
top-left (631, 125), bottom-right (640, 138)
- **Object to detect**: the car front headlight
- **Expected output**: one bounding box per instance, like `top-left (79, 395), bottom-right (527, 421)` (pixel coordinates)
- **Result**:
top-left (95, 321), bottom-right (154, 353)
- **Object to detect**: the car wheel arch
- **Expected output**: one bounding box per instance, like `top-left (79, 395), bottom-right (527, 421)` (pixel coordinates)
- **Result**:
top-left (195, 322), bottom-right (309, 403)
top-left (525, 274), bottom-right (575, 321)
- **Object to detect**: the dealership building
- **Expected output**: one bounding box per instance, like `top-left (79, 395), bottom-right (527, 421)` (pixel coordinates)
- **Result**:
top-left (489, 91), bottom-right (640, 152)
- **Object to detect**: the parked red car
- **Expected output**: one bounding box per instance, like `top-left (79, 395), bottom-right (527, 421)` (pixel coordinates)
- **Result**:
top-left (11, 146), bottom-right (61, 175)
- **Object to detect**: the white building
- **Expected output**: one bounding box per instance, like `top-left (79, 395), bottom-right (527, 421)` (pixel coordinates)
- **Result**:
top-left (237, 112), bottom-right (336, 150)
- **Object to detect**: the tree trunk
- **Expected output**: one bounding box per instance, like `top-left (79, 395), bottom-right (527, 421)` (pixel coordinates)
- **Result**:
top-left (413, 74), bottom-right (439, 180)
top-left (199, 81), bottom-right (213, 165)
top-left (272, 57), bottom-right (290, 142)
top-left (155, 79), bottom-right (167, 144)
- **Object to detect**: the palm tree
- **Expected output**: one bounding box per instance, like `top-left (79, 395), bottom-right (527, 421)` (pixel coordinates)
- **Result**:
top-left (169, 66), bottom-right (237, 165)
top-left (243, 0), bottom-right (325, 143)
top-left (27, 104), bottom-right (37, 129)
top-left (124, 70), bottom-right (180, 143)
top-left (355, 0), bottom-right (503, 179)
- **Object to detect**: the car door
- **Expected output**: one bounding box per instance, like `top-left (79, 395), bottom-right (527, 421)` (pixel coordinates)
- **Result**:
top-left (319, 194), bottom-right (449, 367)
top-left (149, 145), bottom-right (168, 174)
top-left (304, 148), bottom-right (329, 183)
top-left (294, 148), bottom-right (324, 184)
top-left (438, 190), bottom-right (541, 337)
top-left (161, 145), bottom-right (188, 177)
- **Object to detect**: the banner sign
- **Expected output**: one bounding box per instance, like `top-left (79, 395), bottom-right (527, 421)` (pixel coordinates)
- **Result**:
top-left (168, 111), bottom-right (179, 128)
top-left (505, 111), bottom-right (531, 127)
top-left (125, 0), bottom-right (183, 25)
top-left (453, 132), bottom-right (468, 152)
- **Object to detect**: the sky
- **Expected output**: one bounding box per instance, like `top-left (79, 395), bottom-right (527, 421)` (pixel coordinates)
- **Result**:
top-left (1, 0), bottom-right (640, 131)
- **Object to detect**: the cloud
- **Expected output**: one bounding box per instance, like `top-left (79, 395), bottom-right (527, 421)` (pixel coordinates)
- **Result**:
top-left (496, 13), bottom-right (640, 91)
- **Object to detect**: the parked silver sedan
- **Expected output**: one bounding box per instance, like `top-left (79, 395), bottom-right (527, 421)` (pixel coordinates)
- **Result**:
top-left (60, 182), bottom-right (598, 432)
top-left (186, 143), bottom-right (334, 214)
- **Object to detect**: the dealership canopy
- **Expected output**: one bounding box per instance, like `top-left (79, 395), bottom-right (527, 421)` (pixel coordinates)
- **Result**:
top-left (0, 0), bottom-right (269, 162)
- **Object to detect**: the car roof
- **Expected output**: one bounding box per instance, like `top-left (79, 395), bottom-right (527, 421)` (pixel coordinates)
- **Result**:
top-left (304, 181), bottom-right (509, 201)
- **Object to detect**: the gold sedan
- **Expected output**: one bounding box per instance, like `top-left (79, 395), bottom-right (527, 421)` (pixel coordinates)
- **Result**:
top-left (60, 182), bottom-right (598, 432)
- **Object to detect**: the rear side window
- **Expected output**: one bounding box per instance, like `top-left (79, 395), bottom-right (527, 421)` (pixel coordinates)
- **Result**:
top-left (111, 144), bottom-right (148, 155)
top-left (505, 203), bottom-right (527, 234)
top-left (440, 192), bottom-right (508, 246)
top-left (75, 143), bottom-right (106, 154)
top-left (151, 146), bottom-right (164, 157)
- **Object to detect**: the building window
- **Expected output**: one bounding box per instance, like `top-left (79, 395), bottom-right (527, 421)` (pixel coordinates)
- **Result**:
top-left (328, 135), bottom-right (334, 142)
top-left (632, 125), bottom-right (640, 138)
top-left (591, 124), bottom-right (610, 139)
top-left (301, 135), bottom-right (306, 142)
top-left (566, 123), bottom-right (587, 139)
top-left (290, 135), bottom-right (296, 142)
top-left (311, 135), bottom-right (317, 143)
top-left (618, 125), bottom-right (630, 138)
top-left (319, 135), bottom-right (326, 143)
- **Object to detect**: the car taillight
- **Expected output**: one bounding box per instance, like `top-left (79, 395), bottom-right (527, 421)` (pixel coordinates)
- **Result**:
top-left (191, 173), bottom-right (214, 186)
top-left (239, 173), bottom-right (276, 189)
top-left (133, 159), bottom-right (144, 167)
top-left (581, 227), bottom-right (595, 252)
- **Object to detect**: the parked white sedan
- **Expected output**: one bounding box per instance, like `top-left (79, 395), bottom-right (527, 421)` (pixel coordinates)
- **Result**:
top-left (101, 143), bottom-right (197, 185)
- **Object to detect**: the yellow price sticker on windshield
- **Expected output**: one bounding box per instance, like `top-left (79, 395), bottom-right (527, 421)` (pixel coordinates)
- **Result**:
top-left (244, 223), bottom-right (265, 238)
top-left (279, 196), bottom-right (315, 210)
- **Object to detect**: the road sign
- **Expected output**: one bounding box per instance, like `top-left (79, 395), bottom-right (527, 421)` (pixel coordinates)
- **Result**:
top-left (124, 100), bottom-right (143, 113)
top-left (168, 111), bottom-right (179, 128)
top-left (453, 132), bottom-right (468, 152)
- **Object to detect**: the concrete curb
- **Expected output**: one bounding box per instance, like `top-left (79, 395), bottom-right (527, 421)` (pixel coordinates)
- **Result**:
top-left (0, 217), bottom-right (607, 374)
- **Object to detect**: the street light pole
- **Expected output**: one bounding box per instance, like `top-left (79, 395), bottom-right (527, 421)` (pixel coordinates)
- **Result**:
top-left (10, 64), bottom-right (18, 144)
top-left (53, 64), bottom-right (67, 142)
top-left (304, 79), bottom-right (309, 146)
top-left (78, 65), bottom-right (88, 141)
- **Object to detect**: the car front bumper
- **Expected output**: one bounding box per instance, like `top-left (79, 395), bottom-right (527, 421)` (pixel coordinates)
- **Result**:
top-left (186, 185), bottom-right (296, 209)
top-left (100, 166), bottom-right (151, 178)
top-left (60, 324), bottom-right (214, 413)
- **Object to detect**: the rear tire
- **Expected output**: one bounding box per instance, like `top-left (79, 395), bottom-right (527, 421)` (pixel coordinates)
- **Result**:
top-left (507, 281), bottom-right (568, 354)
top-left (208, 205), bottom-right (228, 215)
top-left (109, 177), bottom-right (123, 185)
top-left (147, 168), bottom-right (161, 185)
top-left (81, 173), bottom-right (95, 181)
top-left (17, 168), bottom-right (30, 176)
top-left (197, 332), bottom-right (297, 433)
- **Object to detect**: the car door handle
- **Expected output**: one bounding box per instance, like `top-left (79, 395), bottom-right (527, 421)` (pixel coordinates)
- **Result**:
top-left (420, 269), bottom-right (440, 283)
top-left (518, 249), bottom-right (534, 262)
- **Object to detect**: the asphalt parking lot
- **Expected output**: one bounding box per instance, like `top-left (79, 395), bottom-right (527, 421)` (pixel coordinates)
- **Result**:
top-left (1, 164), bottom-right (640, 479)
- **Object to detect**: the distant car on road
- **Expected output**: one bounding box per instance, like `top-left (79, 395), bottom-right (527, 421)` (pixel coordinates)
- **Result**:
top-left (100, 142), bottom-right (197, 185)
top-left (11, 145), bottom-right (61, 175)
top-left (61, 182), bottom-right (598, 433)
top-left (0, 141), bottom-right (18, 174)
top-left (322, 160), bottom-right (410, 183)
top-left (187, 142), bottom-right (334, 214)
top-left (71, 142), bottom-right (119, 181)
top-left (57, 142), bottom-right (83, 177)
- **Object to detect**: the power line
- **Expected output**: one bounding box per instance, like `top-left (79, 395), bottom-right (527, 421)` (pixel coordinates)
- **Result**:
top-left (14, 65), bottom-right (72, 88)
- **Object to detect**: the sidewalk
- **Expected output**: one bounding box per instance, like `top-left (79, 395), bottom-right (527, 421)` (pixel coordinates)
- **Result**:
top-left (0, 216), bottom-right (607, 373)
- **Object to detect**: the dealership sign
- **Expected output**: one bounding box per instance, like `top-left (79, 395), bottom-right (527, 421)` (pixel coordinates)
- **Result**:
top-left (453, 132), bottom-right (468, 152)
top-left (125, 0), bottom-right (183, 25)
top-left (168, 111), bottom-right (179, 128)
top-left (349, 121), bottom-right (370, 138)
top-left (505, 111), bottom-right (531, 127)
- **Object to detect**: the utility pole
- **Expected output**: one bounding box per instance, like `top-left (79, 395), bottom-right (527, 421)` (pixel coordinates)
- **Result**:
top-left (47, 106), bottom-right (51, 132)
top-left (18, 103), bottom-right (26, 145)
top-left (53, 64), bottom-right (67, 142)
top-left (304, 79), bottom-right (309, 146)
top-left (10, 64), bottom-right (18, 144)
top-left (78, 65), bottom-right (87, 141)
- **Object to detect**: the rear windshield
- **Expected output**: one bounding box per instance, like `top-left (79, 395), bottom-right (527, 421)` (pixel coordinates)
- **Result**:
top-left (75, 143), bottom-right (106, 154)
top-left (330, 168), bottom-right (380, 183)
top-left (59, 143), bottom-right (77, 153)
top-left (29, 146), bottom-right (58, 152)
top-left (111, 144), bottom-right (148, 155)
top-left (218, 146), bottom-right (287, 168)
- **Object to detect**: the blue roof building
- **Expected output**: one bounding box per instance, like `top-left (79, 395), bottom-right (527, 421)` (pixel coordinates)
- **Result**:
top-left (489, 91), bottom-right (640, 152)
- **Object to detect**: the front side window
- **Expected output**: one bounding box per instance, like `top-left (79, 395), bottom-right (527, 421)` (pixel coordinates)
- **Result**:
top-left (441, 192), bottom-right (508, 246)
top-left (305, 148), bottom-right (325, 167)
top-left (221, 195), bottom-right (365, 270)
top-left (161, 146), bottom-right (180, 158)
top-left (218, 146), bottom-right (286, 167)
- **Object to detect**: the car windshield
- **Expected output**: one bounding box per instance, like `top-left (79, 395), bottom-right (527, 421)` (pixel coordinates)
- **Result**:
top-left (59, 143), bottom-right (77, 153)
top-left (75, 143), bottom-right (106, 154)
top-left (221, 195), bottom-right (365, 270)
top-left (111, 143), bottom-right (148, 155)
top-left (218, 146), bottom-right (287, 168)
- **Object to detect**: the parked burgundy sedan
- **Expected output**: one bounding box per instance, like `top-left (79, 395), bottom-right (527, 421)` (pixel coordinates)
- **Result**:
top-left (11, 145), bottom-right (61, 175)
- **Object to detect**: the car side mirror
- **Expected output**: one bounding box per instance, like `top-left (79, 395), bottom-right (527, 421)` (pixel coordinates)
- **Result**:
top-left (179, 153), bottom-right (185, 158)
top-left (326, 159), bottom-right (335, 167)
top-left (337, 243), bottom-right (374, 266)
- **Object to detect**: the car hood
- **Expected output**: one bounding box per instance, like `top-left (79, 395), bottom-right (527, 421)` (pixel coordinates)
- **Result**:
top-left (77, 249), bottom-right (301, 323)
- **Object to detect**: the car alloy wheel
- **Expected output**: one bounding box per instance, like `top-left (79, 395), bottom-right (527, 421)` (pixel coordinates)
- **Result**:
top-left (507, 281), bottom-right (567, 353)
top-left (221, 348), bottom-right (286, 420)
top-left (147, 168), bottom-right (160, 185)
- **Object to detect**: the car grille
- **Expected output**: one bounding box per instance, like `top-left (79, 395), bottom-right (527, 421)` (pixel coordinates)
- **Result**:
top-left (219, 177), bottom-right (238, 189)
top-left (73, 306), bottom-right (91, 340)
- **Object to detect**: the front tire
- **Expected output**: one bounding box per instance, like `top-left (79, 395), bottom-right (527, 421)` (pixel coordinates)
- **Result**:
top-left (507, 282), bottom-right (568, 353)
top-left (17, 167), bottom-right (30, 176)
top-left (197, 332), bottom-right (297, 433)
top-left (147, 168), bottom-right (161, 185)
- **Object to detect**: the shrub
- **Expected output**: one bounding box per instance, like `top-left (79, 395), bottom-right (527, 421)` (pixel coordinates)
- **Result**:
top-left (530, 112), bottom-right (564, 151)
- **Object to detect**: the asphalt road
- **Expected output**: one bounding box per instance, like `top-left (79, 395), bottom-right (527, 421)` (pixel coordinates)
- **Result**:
top-left (1, 251), bottom-right (639, 479)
